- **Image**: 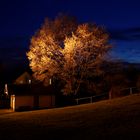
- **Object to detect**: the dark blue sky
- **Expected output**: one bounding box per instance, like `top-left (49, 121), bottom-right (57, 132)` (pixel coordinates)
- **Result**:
top-left (0, 0), bottom-right (140, 65)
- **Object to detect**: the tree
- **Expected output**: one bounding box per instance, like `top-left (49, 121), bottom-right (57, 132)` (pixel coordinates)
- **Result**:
top-left (62, 24), bottom-right (111, 95)
top-left (27, 14), bottom-right (77, 84)
top-left (27, 14), bottom-right (111, 96)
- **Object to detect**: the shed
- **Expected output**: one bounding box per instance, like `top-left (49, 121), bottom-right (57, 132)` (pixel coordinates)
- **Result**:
top-left (9, 84), bottom-right (55, 111)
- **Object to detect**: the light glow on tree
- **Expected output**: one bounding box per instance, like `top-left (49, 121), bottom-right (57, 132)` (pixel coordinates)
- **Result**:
top-left (27, 14), bottom-right (111, 95)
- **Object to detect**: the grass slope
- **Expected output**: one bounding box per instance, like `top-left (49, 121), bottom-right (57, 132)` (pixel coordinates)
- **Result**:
top-left (0, 94), bottom-right (140, 140)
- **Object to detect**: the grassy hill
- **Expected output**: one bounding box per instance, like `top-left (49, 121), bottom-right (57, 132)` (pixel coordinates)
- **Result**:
top-left (0, 94), bottom-right (140, 140)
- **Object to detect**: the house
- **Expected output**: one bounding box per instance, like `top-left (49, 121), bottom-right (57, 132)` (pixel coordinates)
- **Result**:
top-left (14, 71), bottom-right (52, 85)
top-left (14, 71), bottom-right (33, 85)
top-left (7, 71), bottom-right (55, 111)
top-left (0, 71), bottom-right (56, 111)
top-left (9, 84), bottom-right (55, 111)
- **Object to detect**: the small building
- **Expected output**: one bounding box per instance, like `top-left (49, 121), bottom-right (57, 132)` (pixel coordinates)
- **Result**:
top-left (9, 84), bottom-right (55, 111)
top-left (14, 71), bottom-right (33, 85)
top-left (10, 94), bottom-right (55, 111)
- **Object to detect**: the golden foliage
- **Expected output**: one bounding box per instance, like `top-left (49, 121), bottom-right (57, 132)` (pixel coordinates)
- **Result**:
top-left (27, 15), bottom-right (112, 95)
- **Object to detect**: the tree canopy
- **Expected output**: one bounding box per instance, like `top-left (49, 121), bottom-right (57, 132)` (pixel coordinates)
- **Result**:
top-left (27, 14), bottom-right (112, 95)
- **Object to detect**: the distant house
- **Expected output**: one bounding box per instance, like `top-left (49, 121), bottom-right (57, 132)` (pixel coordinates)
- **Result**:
top-left (14, 71), bottom-right (33, 85)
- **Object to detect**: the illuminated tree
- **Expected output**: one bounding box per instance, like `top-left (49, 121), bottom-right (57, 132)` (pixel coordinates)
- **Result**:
top-left (27, 14), bottom-right (77, 84)
top-left (27, 15), bottom-right (111, 95)
top-left (62, 24), bottom-right (111, 95)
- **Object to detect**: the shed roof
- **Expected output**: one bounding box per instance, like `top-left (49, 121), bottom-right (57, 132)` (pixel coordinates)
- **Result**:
top-left (8, 83), bottom-right (55, 96)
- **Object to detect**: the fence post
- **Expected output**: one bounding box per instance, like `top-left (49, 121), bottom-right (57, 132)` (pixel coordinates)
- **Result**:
top-left (90, 97), bottom-right (92, 103)
top-left (76, 99), bottom-right (78, 105)
top-left (130, 88), bottom-right (132, 94)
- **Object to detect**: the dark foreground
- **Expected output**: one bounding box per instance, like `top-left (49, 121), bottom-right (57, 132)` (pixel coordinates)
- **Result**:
top-left (0, 94), bottom-right (140, 140)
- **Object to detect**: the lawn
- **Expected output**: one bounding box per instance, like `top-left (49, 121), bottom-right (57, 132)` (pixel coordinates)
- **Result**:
top-left (0, 94), bottom-right (140, 140)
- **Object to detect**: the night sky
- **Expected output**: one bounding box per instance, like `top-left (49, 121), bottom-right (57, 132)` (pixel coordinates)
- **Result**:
top-left (0, 0), bottom-right (140, 68)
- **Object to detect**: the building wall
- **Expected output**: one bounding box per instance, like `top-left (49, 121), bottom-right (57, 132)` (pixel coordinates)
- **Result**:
top-left (14, 96), bottom-right (34, 111)
top-left (39, 95), bottom-right (55, 108)
top-left (16, 96), bottom-right (34, 110)
top-left (51, 96), bottom-right (55, 107)
top-left (11, 95), bottom-right (55, 111)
